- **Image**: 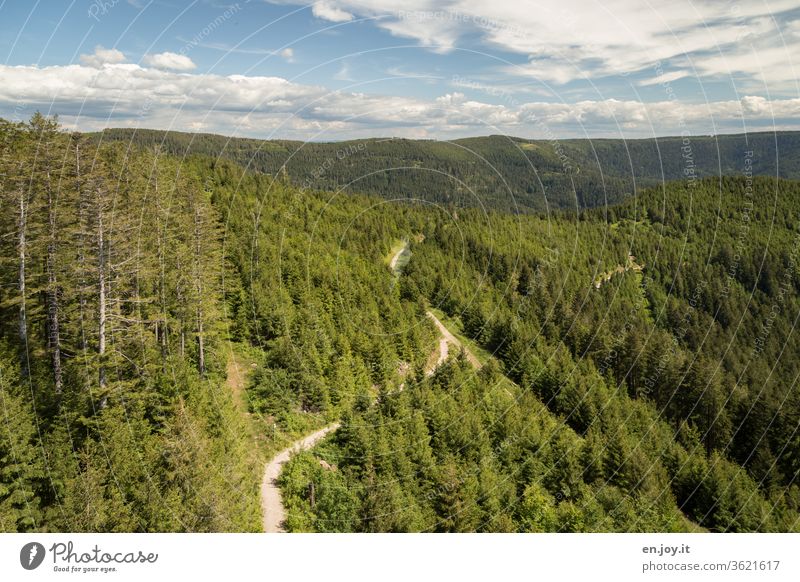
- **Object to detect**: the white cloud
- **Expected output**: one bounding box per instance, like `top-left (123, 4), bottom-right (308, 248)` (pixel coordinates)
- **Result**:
top-left (272, 0), bottom-right (800, 88)
top-left (519, 96), bottom-right (800, 130)
top-left (381, 13), bottom-right (462, 51)
top-left (333, 61), bottom-right (353, 81)
top-left (311, 1), bottom-right (353, 22)
top-left (279, 48), bottom-right (295, 62)
top-left (3, 60), bottom-right (800, 140)
top-left (79, 46), bottom-right (126, 68)
top-left (638, 70), bottom-right (693, 87)
top-left (142, 52), bottom-right (197, 71)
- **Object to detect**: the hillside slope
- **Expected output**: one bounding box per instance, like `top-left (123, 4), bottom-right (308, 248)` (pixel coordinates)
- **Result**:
top-left (95, 128), bottom-right (800, 212)
top-left (3, 115), bottom-right (798, 533)
top-left (278, 176), bottom-right (800, 532)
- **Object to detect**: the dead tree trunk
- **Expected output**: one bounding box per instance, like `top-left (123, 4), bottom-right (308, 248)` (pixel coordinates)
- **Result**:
top-left (76, 145), bottom-right (89, 354)
top-left (156, 175), bottom-right (168, 368)
top-left (98, 210), bottom-right (107, 406)
top-left (45, 171), bottom-right (63, 395)
top-left (17, 184), bottom-right (29, 377)
top-left (193, 207), bottom-right (205, 377)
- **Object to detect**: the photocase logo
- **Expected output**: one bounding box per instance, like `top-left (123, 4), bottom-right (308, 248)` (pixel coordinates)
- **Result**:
top-left (20, 542), bottom-right (46, 570)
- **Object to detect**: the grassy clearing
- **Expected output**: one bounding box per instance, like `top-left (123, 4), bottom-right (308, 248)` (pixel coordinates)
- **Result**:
top-left (385, 238), bottom-right (412, 276)
top-left (228, 342), bottom-right (331, 462)
top-left (385, 239), bottom-right (407, 266)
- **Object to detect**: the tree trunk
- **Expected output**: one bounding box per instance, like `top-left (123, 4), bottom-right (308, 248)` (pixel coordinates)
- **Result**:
top-left (98, 211), bottom-right (107, 406)
top-left (194, 207), bottom-right (205, 376)
top-left (45, 171), bottom-right (63, 395)
top-left (17, 185), bottom-right (28, 377)
top-left (76, 145), bottom-right (89, 353)
top-left (197, 312), bottom-right (205, 377)
top-left (156, 175), bottom-right (168, 368)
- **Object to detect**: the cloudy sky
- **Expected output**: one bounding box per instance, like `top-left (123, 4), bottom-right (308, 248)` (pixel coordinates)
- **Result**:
top-left (1, 0), bottom-right (799, 140)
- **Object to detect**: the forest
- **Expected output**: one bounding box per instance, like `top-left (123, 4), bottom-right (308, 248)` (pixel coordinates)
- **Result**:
top-left (279, 176), bottom-right (800, 532)
top-left (96, 127), bottom-right (800, 212)
top-left (2, 115), bottom-right (799, 532)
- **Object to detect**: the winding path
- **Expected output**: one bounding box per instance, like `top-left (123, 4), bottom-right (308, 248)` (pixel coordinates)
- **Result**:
top-left (594, 253), bottom-right (644, 289)
top-left (428, 337), bottom-right (449, 375)
top-left (425, 311), bottom-right (482, 369)
top-left (389, 242), bottom-right (407, 272)
top-left (258, 240), bottom-right (482, 532)
top-left (261, 423), bottom-right (340, 532)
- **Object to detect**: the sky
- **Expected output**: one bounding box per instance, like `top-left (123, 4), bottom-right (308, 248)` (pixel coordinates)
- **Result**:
top-left (1, 0), bottom-right (799, 140)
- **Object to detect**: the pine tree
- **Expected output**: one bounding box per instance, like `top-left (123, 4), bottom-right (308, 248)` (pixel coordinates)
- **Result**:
top-left (0, 344), bottom-right (44, 531)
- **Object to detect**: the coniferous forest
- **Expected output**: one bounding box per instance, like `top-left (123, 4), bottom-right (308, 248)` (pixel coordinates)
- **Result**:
top-left (96, 128), bottom-right (800, 213)
top-left (2, 115), bottom-right (800, 532)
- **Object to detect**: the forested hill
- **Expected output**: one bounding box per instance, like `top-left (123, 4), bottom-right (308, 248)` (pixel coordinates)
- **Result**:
top-left (277, 175), bottom-right (800, 532)
top-left (0, 115), bottom-right (437, 532)
top-left (3, 114), bottom-right (800, 533)
top-left (95, 127), bottom-right (800, 212)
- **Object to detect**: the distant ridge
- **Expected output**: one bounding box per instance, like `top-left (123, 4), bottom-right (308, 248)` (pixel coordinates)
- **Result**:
top-left (95, 127), bottom-right (800, 212)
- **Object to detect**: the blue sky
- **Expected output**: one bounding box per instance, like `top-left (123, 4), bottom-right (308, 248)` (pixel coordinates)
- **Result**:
top-left (1, 0), bottom-right (799, 140)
